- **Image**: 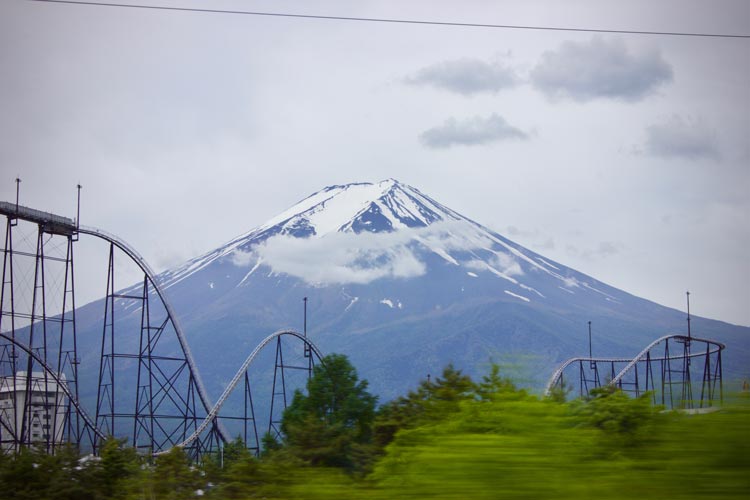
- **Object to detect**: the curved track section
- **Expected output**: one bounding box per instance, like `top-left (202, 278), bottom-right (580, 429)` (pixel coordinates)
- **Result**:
top-left (77, 226), bottom-right (230, 442)
top-left (609, 334), bottom-right (724, 387)
top-left (165, 330), bottom-right (323, 453)
top-left (0, 332), bottom-right (105, 442)
top-left (544, 333), bottom-right (725, 397)
top-left (543, 355), bottom-right (631, 396)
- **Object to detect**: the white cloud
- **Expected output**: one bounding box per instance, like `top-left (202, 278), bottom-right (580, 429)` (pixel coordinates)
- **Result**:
top-left (505, 226), bottom-right (556, 251)
top-left (644, 115), bottom-right (721, 161)
top-left (530, 36), bottom-right (673, 102)
top-left (465, 252), bottom-right (524, 278)
top-left (230, 249), bottom-right (257, 267)
top-left (415, 221), bottom-right (495, 252)
top-left (562, 277), bottom-right (581, 289)
top-left (420, 113), bottom-right (529, 149)
top-left (493, 252), bottom-right (524, 277)
top-left (566, 241), bottom-right (625, 261)
top-left (235, 231), bottom-right (425, 285)
top-left (406, 57), bottom-right (519, 95)
top-left (230, 221), bottom-right (499, 286)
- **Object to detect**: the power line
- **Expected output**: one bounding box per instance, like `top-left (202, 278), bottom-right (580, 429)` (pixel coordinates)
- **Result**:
top-left (26, 0), bottom-right (750, 39)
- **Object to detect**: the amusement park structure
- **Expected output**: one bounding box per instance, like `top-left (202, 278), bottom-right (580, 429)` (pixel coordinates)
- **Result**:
top-left (0, 191), bottom-right (726, 459)
top-left (0, 196), bottom-right (322, 460)
top-left (545, 332), bottom-right (724, 409)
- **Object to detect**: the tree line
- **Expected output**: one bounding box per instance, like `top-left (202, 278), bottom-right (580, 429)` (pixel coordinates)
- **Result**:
top-left (0, 353), bottom-right (747, 499)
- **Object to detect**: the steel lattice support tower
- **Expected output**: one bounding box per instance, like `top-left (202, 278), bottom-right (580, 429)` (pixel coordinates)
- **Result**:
top-left (267, 335), bottom-right (316, 443)
top-left (0, 206), bottom-right (84, 454)
top-left (546, 334), bottom-right (724, 409)
top-left (2, 201), bottom-right (331, 461)
top-left (94, 243), bottom-right (203, 454)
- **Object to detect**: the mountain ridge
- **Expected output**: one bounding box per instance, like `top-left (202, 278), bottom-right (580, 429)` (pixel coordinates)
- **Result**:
top-left (73, 179), bottom-right (748, 404)
top-left (159, 179), bottom-right (623, 303)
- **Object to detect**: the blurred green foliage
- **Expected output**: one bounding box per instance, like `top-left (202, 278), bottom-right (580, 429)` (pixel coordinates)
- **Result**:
top-left (0, 357), bottom-right (747, 499)
top-left (373, 364), bottom-right (477, 449)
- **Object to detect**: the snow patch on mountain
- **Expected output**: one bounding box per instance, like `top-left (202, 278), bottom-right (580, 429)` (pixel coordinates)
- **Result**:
top-left (505, 290), bottom-right (531, 302)
top-left (485, 264), bottom-right (519, 284)
top-left (237, 257), bottom-right (263, 287)
top-left (380, 299), bottom-right (403, 309)
top-left (256, 179), bottom-right (463, 238)
top-left (344, 297), bottom-right (359, 312)
top-left (520, 283), bottom-right (545, 298)
top-left (537, 257), bottom-right (559, 270)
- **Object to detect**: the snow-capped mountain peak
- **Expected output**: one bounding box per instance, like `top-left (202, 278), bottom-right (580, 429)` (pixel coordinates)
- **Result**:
top-left (258, 179), bottom-right (462, 238)
top-left (156, 180), bottom-right (616, 306)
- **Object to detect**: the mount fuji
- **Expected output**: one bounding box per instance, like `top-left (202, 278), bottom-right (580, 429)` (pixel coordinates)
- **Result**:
top-left (75, 179), bottom-right (749, 401)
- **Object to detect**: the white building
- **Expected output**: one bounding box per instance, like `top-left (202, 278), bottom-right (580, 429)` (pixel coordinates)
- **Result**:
top-left (0, 371), bottom-right (68, 451)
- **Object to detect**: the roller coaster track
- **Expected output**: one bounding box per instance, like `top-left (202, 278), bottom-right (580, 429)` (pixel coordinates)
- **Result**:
top-left (1, 308), bottom-right (320, 457)
top-left (76, 226), bottom-right (232, 443)
top-left (0, 332), bottom-right (105, 442)
top-left (544, 355), bottom-right (631, 396)
top-left (0, 209), bottom-right (329, 456)
top-left (610, 334), bottom-right (724, 386)
top-left (544, 333), bottom-right (725, 404)
top-left (160, 329), bottom-right (323, 454)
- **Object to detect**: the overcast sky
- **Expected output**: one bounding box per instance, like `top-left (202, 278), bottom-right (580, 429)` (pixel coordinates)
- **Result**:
top-left (1, 0), bottom-right (748, 326)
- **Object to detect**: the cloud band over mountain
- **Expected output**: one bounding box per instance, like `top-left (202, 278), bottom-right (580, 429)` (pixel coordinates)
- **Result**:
top-left (231, 221), bottom-right (522, 286)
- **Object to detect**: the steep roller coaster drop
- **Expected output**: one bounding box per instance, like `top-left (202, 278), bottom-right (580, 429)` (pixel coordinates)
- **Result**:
top-left (0, 201), bottom-right (322, 459)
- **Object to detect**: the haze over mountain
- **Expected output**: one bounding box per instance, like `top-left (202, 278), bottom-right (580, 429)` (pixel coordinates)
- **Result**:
top-left (74, 179), bottom-right (749, 402)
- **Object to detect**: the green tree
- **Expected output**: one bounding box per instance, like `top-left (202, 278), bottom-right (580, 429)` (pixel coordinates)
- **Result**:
top-left (90, 437), bottom-right (141, 499)
top-left (476, 363), bottom-right (516, 401)
top-left (221, 435), bottom-right (253, 469)
top-left (150, 446), bottom-right (203, 500)
top-left (574, 385), bottom-right (663, 450)
top-left (209, 451), bottom-right (262, 499)
top-left (0, 446), bottom-right (103, 500)
top-left (260, 431), bottom-right (282, 457)
top-left (200, 436), bottom-right (251, 487)
top-left (0, 446), bottom-right (55, 500)
top-left (280, 353), bottom-right (377, 471)
top-left (428, 364), bottom-right (477, 403)
top-left (374, 364), bottom-right (477, 449)
top-left (42, 444), bottom-right (94, 500)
